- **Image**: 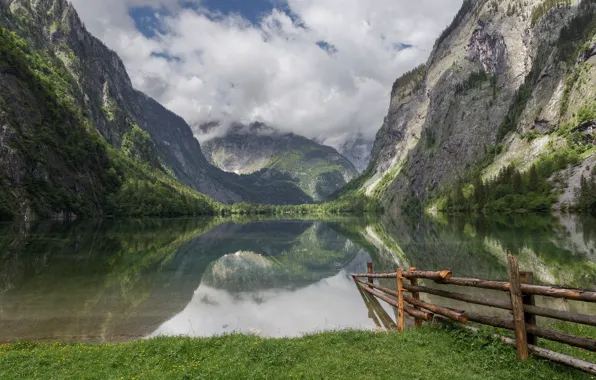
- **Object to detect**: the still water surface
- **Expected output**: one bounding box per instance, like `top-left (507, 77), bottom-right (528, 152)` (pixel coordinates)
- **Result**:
top-left (1, 214), bottom-right (595, 342)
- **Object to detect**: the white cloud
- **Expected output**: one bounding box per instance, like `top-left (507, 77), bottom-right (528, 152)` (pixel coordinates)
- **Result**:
top-left (69, 0), bottom-right (463, 145)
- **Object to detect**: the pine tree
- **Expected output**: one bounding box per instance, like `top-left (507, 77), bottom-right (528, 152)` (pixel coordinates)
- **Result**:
top-left (454, 187), bottom-right (466, 211)
top-left (473, 176), bottom-right (486, 207)
top-left (528, 165), bottom-right (540, 193)
top-left (579, 174), bottom-right (596, 213)
top-left (513, 171), bottom-right (523, 194)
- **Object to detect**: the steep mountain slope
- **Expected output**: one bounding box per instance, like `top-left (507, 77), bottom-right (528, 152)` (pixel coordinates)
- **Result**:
top-left (335, 135), bottom-right (374, 173)
top-left (0, 21), bottom-right (225, 219)
top-left (202, 123), bottom-right (358, 201)
top-left (0, 0), bottom-right (320, 216)
top-left (360, 0), bottom-right (596, 215)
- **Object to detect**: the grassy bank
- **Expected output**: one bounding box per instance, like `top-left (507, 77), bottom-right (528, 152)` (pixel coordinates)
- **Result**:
top-left (0, 326), bottom-right (589, 379)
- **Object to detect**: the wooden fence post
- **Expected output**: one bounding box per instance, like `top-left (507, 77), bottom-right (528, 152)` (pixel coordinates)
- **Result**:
top-left (409, 267), bottom-right (423, 328)
top-left (366, 262), bottom-right (374, 320)
top-left (508, 255), bottom-right (529, 360)
top-left (520, 271), bottom-right (537, 345)
top-left (397, 268), bottom-right (404, 332)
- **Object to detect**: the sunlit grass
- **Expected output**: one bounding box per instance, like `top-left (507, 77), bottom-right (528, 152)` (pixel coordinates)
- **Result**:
top-left (0, 325), bottom-right (589, 379)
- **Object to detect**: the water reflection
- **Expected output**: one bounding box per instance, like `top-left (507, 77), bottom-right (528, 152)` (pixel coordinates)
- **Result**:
top-left (0, 213), bottom-right (595, 342)
top-left (0, 218), bottom-right (386, 342)
top-left (358, 213), bottom-right (596, 323)
top-left (152, 253), bottom-right (375, 338)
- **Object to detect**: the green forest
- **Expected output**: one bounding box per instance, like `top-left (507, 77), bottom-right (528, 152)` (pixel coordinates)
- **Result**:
top-left (445, 147), bottom-right (594, 213)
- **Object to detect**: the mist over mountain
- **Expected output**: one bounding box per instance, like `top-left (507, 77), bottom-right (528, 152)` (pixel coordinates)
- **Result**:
top-left (202, 122), bottom-right (359, 201)
top-left (65, 0), bottom-right (464, 155)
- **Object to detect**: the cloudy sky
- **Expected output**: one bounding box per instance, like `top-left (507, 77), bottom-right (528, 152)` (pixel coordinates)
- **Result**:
top-left (69, 0), bottom-right (463, 146)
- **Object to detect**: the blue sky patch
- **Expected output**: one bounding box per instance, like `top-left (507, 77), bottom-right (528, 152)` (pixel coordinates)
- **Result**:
top-left (151, 52), bottom-right (182, 62)
top-left (316, 41), bottom-right (338, 55)
top-left (130, 0), bottom-right (301, 39)
top-left (393, 43), bottom-right (413, 51)
top-left (202, 0), bottom-right (279, 23)
top-left (129, 6), bottom-right (170, 38)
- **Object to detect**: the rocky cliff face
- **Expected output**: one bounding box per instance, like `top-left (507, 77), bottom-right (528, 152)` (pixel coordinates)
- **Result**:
top-left (202, 123), bottom-right (359, 201)
top-left (334, 134), bottom-right (374, 173)
top-left (362, 0), bottom-right (596, 215)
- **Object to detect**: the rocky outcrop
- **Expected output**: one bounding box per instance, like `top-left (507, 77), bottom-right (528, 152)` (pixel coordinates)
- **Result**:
top-left (466, 20), bottom-right (508, 76)
top-left (361, 0), bottom-right (596, 214)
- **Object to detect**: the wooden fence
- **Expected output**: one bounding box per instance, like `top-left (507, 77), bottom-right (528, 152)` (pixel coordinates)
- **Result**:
top-left (351, 256), bottom-right (596, 375)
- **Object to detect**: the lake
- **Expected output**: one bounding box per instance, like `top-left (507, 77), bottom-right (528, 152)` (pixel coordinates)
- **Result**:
top-left (1, 214), bottom-right (595, 342)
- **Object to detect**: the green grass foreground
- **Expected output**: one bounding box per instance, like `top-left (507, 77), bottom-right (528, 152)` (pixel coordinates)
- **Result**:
top-left (0, 326), bottom-right (590, 380)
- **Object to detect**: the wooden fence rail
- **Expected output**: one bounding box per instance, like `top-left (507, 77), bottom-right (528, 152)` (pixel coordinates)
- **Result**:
top-left (352, 255), bottom-right (596, 376)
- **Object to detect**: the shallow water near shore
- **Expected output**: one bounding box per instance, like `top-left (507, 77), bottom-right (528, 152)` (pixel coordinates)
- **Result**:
top-left (1, 213), bottom-right (595, 342)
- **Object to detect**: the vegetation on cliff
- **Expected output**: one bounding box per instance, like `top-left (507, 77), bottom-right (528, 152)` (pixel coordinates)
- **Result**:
top-left (530, 0), bottom-right (572, 27)
top-left (390, 64), bottom-right (426, 98)
top-left (0, 25), bottom-right (222, 219)
top-left (578, 165), bottom-right (596, 214)
top-left (0, 25), bottom-right (120, 219)
top-left (444, 146), bottom-right (586, 213)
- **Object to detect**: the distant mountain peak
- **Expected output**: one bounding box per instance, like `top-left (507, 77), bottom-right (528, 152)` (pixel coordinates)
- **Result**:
top-left (202, 122), bottom-right (358, 201)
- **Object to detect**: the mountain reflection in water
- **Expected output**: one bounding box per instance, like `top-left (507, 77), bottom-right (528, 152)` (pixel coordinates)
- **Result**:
top-left (151, 260), bottom-right (375, 338)
top-left (1, 213), bottom-right (595, 342)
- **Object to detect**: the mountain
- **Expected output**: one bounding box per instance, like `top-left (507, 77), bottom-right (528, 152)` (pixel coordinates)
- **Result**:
top-left (357, 0), bottom-right (596, 216)
top-left (312, 133), bottom-right (374, 173)
top-left (0, 0), bottom-right (320, 219)
top-left (335, 134), bottom-right (374, 173)
top-left (202, 123), bottom-right (359, 201)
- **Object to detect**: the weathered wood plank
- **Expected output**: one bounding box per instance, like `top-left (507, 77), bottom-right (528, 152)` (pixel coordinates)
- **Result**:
top-left (352, 273), bottom-right (397, 279)
top-left (404, 305), bottom-right (434, 322)
top-left (352, 270), bottom-right (452, 281)
top-left (397, 268), bottom-right (404, 332)
top-left (403, 270), bottom-right (453, 281)
top-left (362, 289), bottom-right (397, 330)
top-left (509, 255), bottom-right (529, 360)
top-left (356, 281), bottom-right (398, 308)
top-left (403, 296), bottom-right (468, 324)
top-left (520, 284), bottom-right (596, 302)
top-left (354, 279), bottom-right (397, 296)
top-left (354, 279), bottom-right (434, 329)
top-left (527, 344), bottom-right (596, 375)
top-left (520, 272), bottom-right (537, 345)
top-left (403, 283), bottom-right (510, 309)
top-left (404, 283), bottom-right (596, 326)
top-left (353, 270), bottom-right (596, 303)
top-left (525, 304), bottom-right (596, 326)
top-left (367, 262), bottom-right (374, 286)
top-left (436, 277), bottom-right (596, 303)
top-left (409, 267), bottom-right (423, 328)
top-left (436, 277), bottom-right (511, 291)
top-left (452, 310), bottom-right (596, 352)
top-left (526, 324), bottom-right (596, 352)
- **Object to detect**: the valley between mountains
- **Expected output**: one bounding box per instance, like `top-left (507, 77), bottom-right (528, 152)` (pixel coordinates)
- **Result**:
top-left (1, 0), bottom-right (596, 220)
